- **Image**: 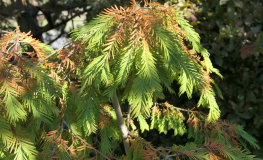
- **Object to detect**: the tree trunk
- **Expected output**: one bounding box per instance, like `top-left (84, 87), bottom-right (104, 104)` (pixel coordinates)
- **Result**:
top-left (112, 94), bottom-right (130, 155)
top-left (17, 5), bottom-right (43, 42)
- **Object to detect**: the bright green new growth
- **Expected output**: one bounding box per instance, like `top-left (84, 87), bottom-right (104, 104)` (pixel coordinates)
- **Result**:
top-left (71, 2), bottom-right (221, 123)
top-left (0, 1), bottom-right (260, 160)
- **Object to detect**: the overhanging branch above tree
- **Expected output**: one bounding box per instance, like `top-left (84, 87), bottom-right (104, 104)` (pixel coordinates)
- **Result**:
top-left (0, 0), bottom-right (90, 17)
top-left (31, 2), bottom-right (90, 12)
top-left (0, 0), bottom-right (91, 38)
top-left (34, 7), bottom-right (91, 38)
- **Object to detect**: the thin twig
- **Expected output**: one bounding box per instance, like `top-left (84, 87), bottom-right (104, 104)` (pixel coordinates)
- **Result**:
top-left (48, 120), bottom-right (64, 160)
top-left (63, 71), bottom-right (71, 81)
top-left (157, 148), bottom-right (170, 151)
top-left (47, 26), bottom-right (66, 45)
top-left (128, 132), bottom-right (168, 159)
top-left (111, 141), bottom-right (120, 153)
top-left (62, 120), bottom-right (111, 160)
top-left (156, 148), bottom-right (168, 159)
top-left (96, 126), bottom-right (100, 142)
top-left (155, 103), bottom-right (191, 113)
top-left (0, 50), bottom-right (8, 55)
top-left (65, 150), bottom-right (74, 160)
top-left (164, 147), bottom-right (213, 160)
top-left (36, 41), bottom-right (72, 66)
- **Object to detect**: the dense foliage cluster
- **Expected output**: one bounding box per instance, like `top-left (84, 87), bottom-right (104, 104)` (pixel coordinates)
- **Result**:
top-left (140, 0), bottom-right (263, 157)
top-left (172, 0), bottom-right (263, 156)
top-left (0, 0), bottom-right (261, 159)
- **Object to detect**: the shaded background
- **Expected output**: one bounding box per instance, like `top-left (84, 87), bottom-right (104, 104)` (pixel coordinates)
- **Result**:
top-left (1, 0), bottom-right (262, 157)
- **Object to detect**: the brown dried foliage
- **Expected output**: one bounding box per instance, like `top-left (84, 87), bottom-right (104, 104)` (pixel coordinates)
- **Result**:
top-left (0, 29), bottom-right (49, 99)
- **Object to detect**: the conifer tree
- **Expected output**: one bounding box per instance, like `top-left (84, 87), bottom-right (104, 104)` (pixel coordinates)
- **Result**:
top-left (0, 0), bottom-right (260, 159)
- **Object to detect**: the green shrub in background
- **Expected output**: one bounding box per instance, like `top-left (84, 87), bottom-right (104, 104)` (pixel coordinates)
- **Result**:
top-left (161, 0), bottom-right (263, 157)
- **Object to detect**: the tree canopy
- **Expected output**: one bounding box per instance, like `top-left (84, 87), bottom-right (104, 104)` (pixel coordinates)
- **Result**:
top-left (0, 0), bottom-right (262, 159)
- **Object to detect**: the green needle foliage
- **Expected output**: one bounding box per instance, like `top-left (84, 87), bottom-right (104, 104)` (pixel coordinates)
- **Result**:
top-left (0, 0), bottom-right (260, 159)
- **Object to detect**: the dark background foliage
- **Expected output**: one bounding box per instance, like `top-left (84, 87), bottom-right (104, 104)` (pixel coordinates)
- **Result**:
top-left (0, 0), bottom-right (262, 157)
top-left (150, 0), bottom-right (263, 157)
top-left (136, 0), bottom-right (263, 157)
top-left (194, 0), bottom-right (263, 157)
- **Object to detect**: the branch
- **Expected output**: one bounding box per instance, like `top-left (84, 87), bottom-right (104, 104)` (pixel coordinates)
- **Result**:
top-left (0, 9), bottom-right (17, 17)
top-left (41, 10), bottom-right (60, 29)
top-left (31, 2), bottom-right (90, 12)
top-left (0, 0), bottom-right (25, 17)
top-left (156, 103), bottom-right (193, 113)
top-left (62, 120), bottom-right (111, 160)
top-left (36, 41), bottom-right (72, 66)
top-left (128, 132), bottom-right (168, 159)
top-left (0, 50), bottom-right (8, 55)
top-left (163, 146), bottom-right (221, 160)
top-left (48, 120), bottom-right (64, 160)
top-left (0, 1), bottom-right (90, 17)
top-left (112, 94), bottom-right (130, 155)
top-left (164, 147), bottom-right (207, 160)
top-left (126, 105), bottom-right (131, 129)
top-left (111, 141), bottom-right (120, 153)
top-left (35, 7), bottom-right (91, 37)
top-left (47, 24), bottom-right (66, 45)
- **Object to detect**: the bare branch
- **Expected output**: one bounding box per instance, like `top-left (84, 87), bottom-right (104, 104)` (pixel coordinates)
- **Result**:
top-left (31, 2), bottom-right (90, 12)
top-left (155, 103), bottom-right (192, 113)
top-left (0, 0), bottom-right (24, 17)
top-left (111, 141), bottom-right (120, 153)
top-left (164, 147), bottom-right (208, 160)
top-left (128, 132), bottom-right (168, 159)
top-left (35, 7), bottom-right (90, 38)
top-left (47, 24), bottom-right (66, 45)
top-left (48, 120), bottom-right (64, 160)
top-left (62, 120), bottom-right (111, 160)
top-left (37, 41), bottom-right (72, 66)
